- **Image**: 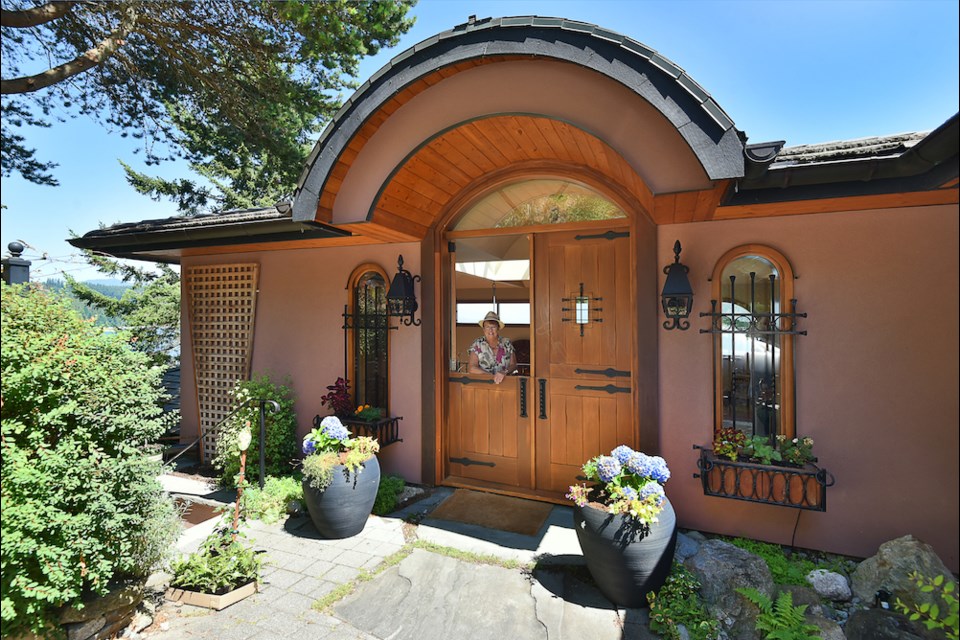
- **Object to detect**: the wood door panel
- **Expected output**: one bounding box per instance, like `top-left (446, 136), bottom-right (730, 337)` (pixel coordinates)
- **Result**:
top-left (534, 229), bottom-right (634, 495)
top-left (446, 375), bottom-right (529, 487)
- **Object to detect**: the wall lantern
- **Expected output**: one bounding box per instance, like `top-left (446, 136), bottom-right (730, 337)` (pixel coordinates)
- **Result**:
top-left (661, 240), bottom-right (693, 330)
top-left (386, 254), bottom-right (421, 327)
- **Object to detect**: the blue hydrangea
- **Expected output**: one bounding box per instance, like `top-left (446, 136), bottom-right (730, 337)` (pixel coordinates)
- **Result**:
top-left (621, 486), bottom-right (638, 501)
top-left (625, 452), bottom-right (653, 477)
top-left (640, 482), bottom-right (665, 505)
top-left (611, 445), bottom-right (635, 464)
top-left (648, 456), bottom-right (671, 483)
top-left (595, 456), bottom-right (622, 483)
top-left (320, 416), bottom-right (350, 441)
top-left (302, 439), bottom-right (316, 455)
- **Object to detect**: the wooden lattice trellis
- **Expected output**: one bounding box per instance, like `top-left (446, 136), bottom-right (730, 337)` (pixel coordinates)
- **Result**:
top-left (186, 263), bottom-right (260, 462)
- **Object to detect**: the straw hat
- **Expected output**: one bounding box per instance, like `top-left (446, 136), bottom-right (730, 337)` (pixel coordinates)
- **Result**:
top-left (479, 310), bottom-right (504, 329)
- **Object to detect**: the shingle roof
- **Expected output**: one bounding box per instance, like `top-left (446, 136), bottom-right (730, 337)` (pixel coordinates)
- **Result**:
top-left (774, 131), bottom-right (929, 167)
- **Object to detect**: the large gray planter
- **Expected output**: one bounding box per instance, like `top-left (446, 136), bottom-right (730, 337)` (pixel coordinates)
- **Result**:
top-left (302, 456), bottom-right (380, 538)
top-left (573, 497), bottom-right (677, 608)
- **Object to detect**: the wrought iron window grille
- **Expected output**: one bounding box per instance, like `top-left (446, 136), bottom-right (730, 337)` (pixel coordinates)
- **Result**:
top-left (700, 272), bottom-right (807, 438)
top-left (562, 282), bottom-right (603, 337)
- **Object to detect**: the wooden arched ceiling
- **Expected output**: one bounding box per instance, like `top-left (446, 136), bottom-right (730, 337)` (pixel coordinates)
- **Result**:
top-left (332, 114), bottom-right (728, 241)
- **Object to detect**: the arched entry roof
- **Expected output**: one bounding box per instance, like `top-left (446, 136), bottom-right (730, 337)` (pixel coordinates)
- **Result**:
top-left (292, 15), bottom-right (746, 228)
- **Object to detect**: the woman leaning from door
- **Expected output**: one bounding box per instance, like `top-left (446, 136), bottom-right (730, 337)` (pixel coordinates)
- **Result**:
top-left (467, 311), bottom-right (517, 384)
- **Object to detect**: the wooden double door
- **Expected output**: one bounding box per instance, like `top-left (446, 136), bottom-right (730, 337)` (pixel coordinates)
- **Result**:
top-left (445, 228), bottom-right (636, 498)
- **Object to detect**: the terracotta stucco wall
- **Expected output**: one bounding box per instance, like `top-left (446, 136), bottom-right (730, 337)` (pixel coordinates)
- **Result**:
top-left (658, 204), bottom-right (960, 571)
top-left (180, 244), bottom-right (424, 482)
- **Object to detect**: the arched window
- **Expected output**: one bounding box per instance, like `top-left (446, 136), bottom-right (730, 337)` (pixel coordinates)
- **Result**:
top-left (709, 246), bottom-right (798, 440)
top-left (347, 265), bottom-right (390, 411)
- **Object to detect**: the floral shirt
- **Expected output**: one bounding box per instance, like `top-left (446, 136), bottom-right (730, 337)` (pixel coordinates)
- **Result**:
top-left (470, 336), bottom-right (515, 374)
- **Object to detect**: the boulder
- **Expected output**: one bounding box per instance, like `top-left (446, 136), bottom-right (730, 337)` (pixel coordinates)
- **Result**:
top-left (675, 531), bottom-right (701, 562)
top-left (851, 535), bottom-right (954, 611)
top-left (684, 539), bottom-right (774, 640)
top-left (806, 569), bottom-right (851, 602)
top-left (805, 614), bottom-right (844, 640)
top-left (777, 584), bottom-right (823, 616)
top-left (844, 608), bottom-right (928, 640)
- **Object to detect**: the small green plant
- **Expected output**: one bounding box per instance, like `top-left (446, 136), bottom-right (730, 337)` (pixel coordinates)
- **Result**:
top-left (213, 373), bottom-right (298, 487)
top-left (647, 562), bottom-right (720, 640)
top-left (895, 571), bottom-right (959, 640)
top-left (743, 436), bottom-right (782, 465)
top-left (169, 527), bottom-right (261, 595)
top-left (730, 538), bottom-right (817, 586)
top-left (301, 416), bottom-right (380, 490)
top-left (737, 588), bottom-right (821, 640)
top-left (242, 475), bottom-right (304, 524)
top-left (373, 475), bottom-right (406, 515)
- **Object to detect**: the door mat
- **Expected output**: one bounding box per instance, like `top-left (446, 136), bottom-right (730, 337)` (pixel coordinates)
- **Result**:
top-left (428, 490), bottom-right (553, 537)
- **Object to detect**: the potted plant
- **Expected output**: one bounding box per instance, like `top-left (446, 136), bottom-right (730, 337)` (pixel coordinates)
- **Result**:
top-left (167, 427), bottom-right (261, 610)
top-left (353, 404), bottom-right (384, 422)
top-left (320, 377), bottom-right (354, 418)
top-left (301, 416), bottom-right (380, 538)
top-left (776, 435), bottom-right (816, 467)
top-left (566, 445), bottom-right (677, 608)
top-left (166, 527), bottom-right (261, 610)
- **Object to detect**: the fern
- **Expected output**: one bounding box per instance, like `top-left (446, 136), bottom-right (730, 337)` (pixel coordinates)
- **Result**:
top-left (737, 588), bottom-right (821, 640)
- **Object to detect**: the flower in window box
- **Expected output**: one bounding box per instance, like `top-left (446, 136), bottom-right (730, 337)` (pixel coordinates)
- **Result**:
top-left (353, 404), bottom-right (384, 422)
top-left (713, 426), bottom-right (746, 461)
top-left (776, 435), bottom-right (816, 467)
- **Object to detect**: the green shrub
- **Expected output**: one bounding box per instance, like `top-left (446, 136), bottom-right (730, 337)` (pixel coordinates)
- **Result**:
top-left (373, 475), bottom-right (406, 516)
top-left (895, 571), bottom-right (959, 640)
top-left (730, 538), bottom-right (817, 586)
top-left (1, 283), bottom-right (181, 637)
top-left (213, 373), bottom-right (298, 486)
top-left (241, 475), bottom-right (303, 524)
top-left (647, 562), bottom-right (720, 640)
top-left (737, 588), bottom-right (821, 640)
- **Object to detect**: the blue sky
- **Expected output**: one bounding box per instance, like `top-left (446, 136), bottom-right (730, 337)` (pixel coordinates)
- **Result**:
top-left (2, 0), bottom-right (957, 281)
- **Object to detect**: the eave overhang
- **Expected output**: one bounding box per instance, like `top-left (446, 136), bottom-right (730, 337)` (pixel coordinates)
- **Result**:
top-left (725, 113), bottom-right (959, 208)
top-left (68, 206), bottom-right (349, 263)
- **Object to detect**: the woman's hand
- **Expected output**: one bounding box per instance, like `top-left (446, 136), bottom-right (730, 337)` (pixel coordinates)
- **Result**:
top-left (493, 371), bottom-right (506, 384)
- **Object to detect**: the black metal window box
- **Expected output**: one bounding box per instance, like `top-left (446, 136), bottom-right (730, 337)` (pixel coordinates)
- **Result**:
top-left (313, 414), bottom-right (403, 447)
top-left (694, 446), bottom-right (833, 511)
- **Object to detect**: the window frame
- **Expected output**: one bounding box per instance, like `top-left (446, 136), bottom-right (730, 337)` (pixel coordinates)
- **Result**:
top-left (710, 244), bottom-right (796, 440)
top-left (345, 263), bottom-right (390, 412)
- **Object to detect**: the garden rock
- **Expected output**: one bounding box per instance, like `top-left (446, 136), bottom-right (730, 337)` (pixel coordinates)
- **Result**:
top-left (851, 534), bottom-right (954, 610)
top-left (674, 531), bottom-right (701, 561)
top-left (844, 608), bottom-right (929, 640)
top-left (806, 568), bottom-right (851, 601)
top-left (804, 614), bottom-right (844, 640)
top-left (777, 584), bottom-right (823, 616)
top-left (684, 539), bottom-right (774, 640)
top-left (59, 582), bottom-right (144, 624)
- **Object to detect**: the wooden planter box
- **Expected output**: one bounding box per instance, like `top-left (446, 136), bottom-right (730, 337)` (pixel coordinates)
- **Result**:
top-left (165, 581), bottom-right (257, 610)
top-left (695, 446), bottom-right (834, 511)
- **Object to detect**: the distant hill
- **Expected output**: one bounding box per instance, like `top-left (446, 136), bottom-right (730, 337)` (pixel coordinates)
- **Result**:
top-left (42, 278), bottom-right (131, 326)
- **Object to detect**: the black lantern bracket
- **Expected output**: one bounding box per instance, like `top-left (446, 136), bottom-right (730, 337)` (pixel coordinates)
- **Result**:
top-left (661, 240), bottom-right (694, 331)
top-left (386, 254), bottom-right (421, 327)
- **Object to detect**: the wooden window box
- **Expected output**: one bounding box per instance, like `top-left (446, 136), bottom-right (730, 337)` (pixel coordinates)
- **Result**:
top-left (694, 446), bottom-right (833, 511)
